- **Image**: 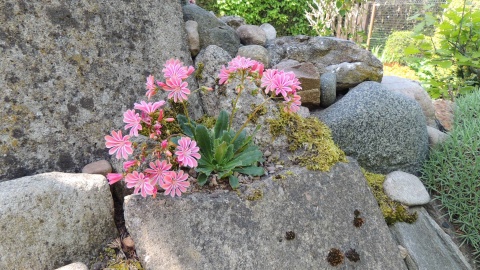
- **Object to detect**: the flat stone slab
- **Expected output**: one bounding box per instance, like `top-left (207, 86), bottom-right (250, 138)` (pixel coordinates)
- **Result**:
top-left (390, 207), bottom-right (472, 270)
top-left (125, 158), bottom-right (407, 270)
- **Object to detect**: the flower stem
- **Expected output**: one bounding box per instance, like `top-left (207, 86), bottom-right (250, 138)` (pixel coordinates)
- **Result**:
top-left (231, 98), bottom-right (270, 143)
top-left (228, 72), bottom-right (245, 131)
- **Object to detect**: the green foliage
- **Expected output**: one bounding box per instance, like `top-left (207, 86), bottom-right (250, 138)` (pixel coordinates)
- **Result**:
top-left (195, 0), bottom-right (220, 13)
top-left (215, 0), bottom-right (316, 36)
top-left (404, 0), bottom-right (480, 99)
top-left (421, 88), bottom-right (480, 262)
top-left (382, 31), bottom-right (419, 64)
top-left (361, 168), bottom-right (417, 226)
top-left (305, 0), bottom-right (368, 41)
top-left (177, 110), bottom-right (264, 189)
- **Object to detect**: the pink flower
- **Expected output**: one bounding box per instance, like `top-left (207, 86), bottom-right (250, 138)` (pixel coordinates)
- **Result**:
top-left (175, 137), bottom-right (201, 168)
top-left (105, 130), bottom-right (133, 159)
top-left (261, 69), bottom-right (278, 94)
top-left (283, 93), bottom-right (302, 113)
top-left (134, 100), bottom-right (166, 115)
top-left (145, 75), bottom-right (157, 99)
top-left (145, 160), bottom-right (172, 186)
top-left (123, 109), bottom-right (142, 136)
top-left (162, 59), bottom-right (194, 80)
top-left (123, 160), bottom-right (138, 170)
top-left (272, 71), bottom-right (296, 98)
top-left (158, 77), bottom-right (191, 103)
top-left (161, 170), bottom-right (190, 197)
top-left (219, 66), bottom-right (232, 85)
top-left (229, 56), bottom-right (256, 70)
top-left (125, 171), bottom-right (156, 198)
top-left (106, 173), bottom-right (123, 185)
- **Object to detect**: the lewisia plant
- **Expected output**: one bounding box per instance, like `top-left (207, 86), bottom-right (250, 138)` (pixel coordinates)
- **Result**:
top-left (105, 56), bottom-right (302, 197)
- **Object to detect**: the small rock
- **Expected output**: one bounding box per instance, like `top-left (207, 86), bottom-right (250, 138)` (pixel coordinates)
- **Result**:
top-left (236, 25), bottom-right (266, 46)
top-left (427, 126), bottom-right (449, 146)
top-left (237, 45), bottom-right (270, 67)
top-left (185, 20), bottom-right (200, 57)
top-left (55, 262), bottom-right (89, 270)
top-left (264, 150), bottom-right (272, 157)
top-left (122, 236), bottom-right (135, 252)
top-left (260, 23), bottom-right (276, 42)
top-left (81, 160), bottom-right (112, 176)
top-left (398, 245), bottom-right (409, 259)
top-left (384, 171), bottom-right (431, 206)
top-left (219, 16), bottom-right (245, 30)
top-left (320, 72), bottom-right (337, 107)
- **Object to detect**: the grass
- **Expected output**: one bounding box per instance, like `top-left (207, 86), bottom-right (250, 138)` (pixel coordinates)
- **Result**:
top-left (420, 88), bottom-right (480, 262)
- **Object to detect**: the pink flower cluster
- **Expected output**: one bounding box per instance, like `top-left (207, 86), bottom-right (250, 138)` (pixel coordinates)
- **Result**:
top-left (146, 59), bottom-right (195, 103)
top-left (219, 56), bottom-right (302, 113)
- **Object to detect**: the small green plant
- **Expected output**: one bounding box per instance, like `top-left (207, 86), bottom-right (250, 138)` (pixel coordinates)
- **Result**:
top-left (177, 110), bottom-right (264, 188)
top-left (404, 0), bottom-right (480, 99)
top-left (421, 88), bottom-right (480, 262)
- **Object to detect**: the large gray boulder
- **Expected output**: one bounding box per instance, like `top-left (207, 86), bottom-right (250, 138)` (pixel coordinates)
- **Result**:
top-left (267, 36), bottom-right (383, 90)
top-left (390, 207), bottom-right (473, 270)
top-left (0, 172), bottom-right (117, 269)
top-left (124, 159), bottom-right (407, 270)
top-left (315, 81), bottom-right (429, 174)
top-left (381, 76), bottom-right (437, 128)
top-left (0, 0), bottom-right (200, 182)
top-left (183, 4), bottom-right (241, 57)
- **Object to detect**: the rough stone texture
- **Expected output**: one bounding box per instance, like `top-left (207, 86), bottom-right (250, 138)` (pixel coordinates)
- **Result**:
top-left (273, 60), bottom-right (320, 107)
top-left (427, 126), bottom-right (450, 146)
top-left (237, 45), bottom-right (270, 67)
top-left (55, 262), bottom-right (89, 270)
top-left (185, 20), bottom-right (200, 57)
top-left (320, 72), bottom-right (337, 107)
top-left (0, 0), bottom-right (200, 182)
top-left (383, 171), bottom-right (430, 206)
top-left (219, 15), bottom-right (246, 30)
top-left (81, 159), bottom-right (112, 175)
top-left (433, 99), bottom-right (455, 131)
top-left (183, 4), bottom-right (241, 57)
top-left (0, 172), bottom-right (117, 269)
top-left (124, 159), bottom-right (407, 270)
top-left (315, 82), bottom-right (429, 174)
top-left (390, 207), bottom-right (473, 270)
top-left (236, 24), bottom-right (267, 46)
top-left (267, 36), bottom-right (383, 90)
top-left (382, 76), bottom-right (437, 127)
top-left (260, 23), bottom-right (277, 42)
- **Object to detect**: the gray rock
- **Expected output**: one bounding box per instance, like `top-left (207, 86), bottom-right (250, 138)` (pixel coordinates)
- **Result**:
top-left (320, 72), bottom-right (337, 107)
top-left (236, 25), bottom-right (267, 46)
top-left (183, 4), bottom-right (241, 57)
top-left (382, 76), bottom-right (437, 127)
top-left (194, 45), bottom-right (232, 88)
top-left (427, 126), bottom-right (449, 146)
top-left (315, 81), bottom-right (429, 174)
top-left (0, 0), bottom-right (200, 182)
top-left (219, 16), bottom-right (246, 30)
top-left (55, 262), bottom-right (89, 270)
top-left (390, 207), bottom-right (473, 270)
top-left (237, 45), bottom-right (270, 67)
top-left (273, 60), bottom-right (320, 107)
top-left (384, 171), bottom-right (430, 206)
top-left (185, 20), bottom-right (200, 56)
top-left (260, 23), bottom-right (277, 42)
top-left (0, 173), bottom-right (117, 269)
top-left (81, 160), bottom-right (112, 175)
top-left (125, 159), bottom-right (407, 270)
top-left (267, 36), bottom-right (383, 89)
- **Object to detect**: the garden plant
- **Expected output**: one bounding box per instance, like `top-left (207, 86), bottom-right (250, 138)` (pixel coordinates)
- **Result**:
top-left (105, 56), bottom-right (302, 197)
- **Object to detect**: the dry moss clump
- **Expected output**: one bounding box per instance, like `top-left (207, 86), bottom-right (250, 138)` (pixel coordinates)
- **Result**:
top-left (361, 168), bottom-right (417, 225)
top-left (268, 111), bottom-right (347, 171)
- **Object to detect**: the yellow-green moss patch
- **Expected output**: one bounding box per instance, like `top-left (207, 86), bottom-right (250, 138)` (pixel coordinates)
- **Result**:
top-left (246, 189), bottom-right (264, 201)
top-left (268, 111), bottom-right (347, 171)
top-left (361, 168), bottom-right (417, 225)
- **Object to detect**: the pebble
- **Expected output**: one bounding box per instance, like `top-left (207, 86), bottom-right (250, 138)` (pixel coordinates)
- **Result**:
top-left (81, 160), bottom-right (112, 176)
top-left (384, 171), bottom-right (431, 206)
top-left (122, 236), bottom-right (135, 252)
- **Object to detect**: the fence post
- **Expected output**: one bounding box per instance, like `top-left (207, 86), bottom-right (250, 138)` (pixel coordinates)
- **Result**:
top-left (366, 1), bottom-right (377, 50)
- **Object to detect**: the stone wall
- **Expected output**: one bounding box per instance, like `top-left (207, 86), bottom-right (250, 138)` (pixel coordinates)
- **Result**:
top-left (0, 0), bottom-right (197, 181)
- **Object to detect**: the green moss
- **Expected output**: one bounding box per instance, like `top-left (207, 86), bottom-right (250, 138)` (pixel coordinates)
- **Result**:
top-left (195, 62), bottom-right (204, 80)
top-left (361, 168), bottom-right (417, 225)
top-left (268, 111), bottom-right (347, 171)
top-left (249, 103), bottom-right (267, 123)
top-left (196, 115), bottom-right (216, 129)
top-left (246, 189), bottom-right (264, 201)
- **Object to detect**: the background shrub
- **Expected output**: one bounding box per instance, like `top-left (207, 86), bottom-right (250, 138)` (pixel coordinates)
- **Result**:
top-left (382, 31), bottom-right (418, 64)
top-left (213, 0), bottom-right (316, 36)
